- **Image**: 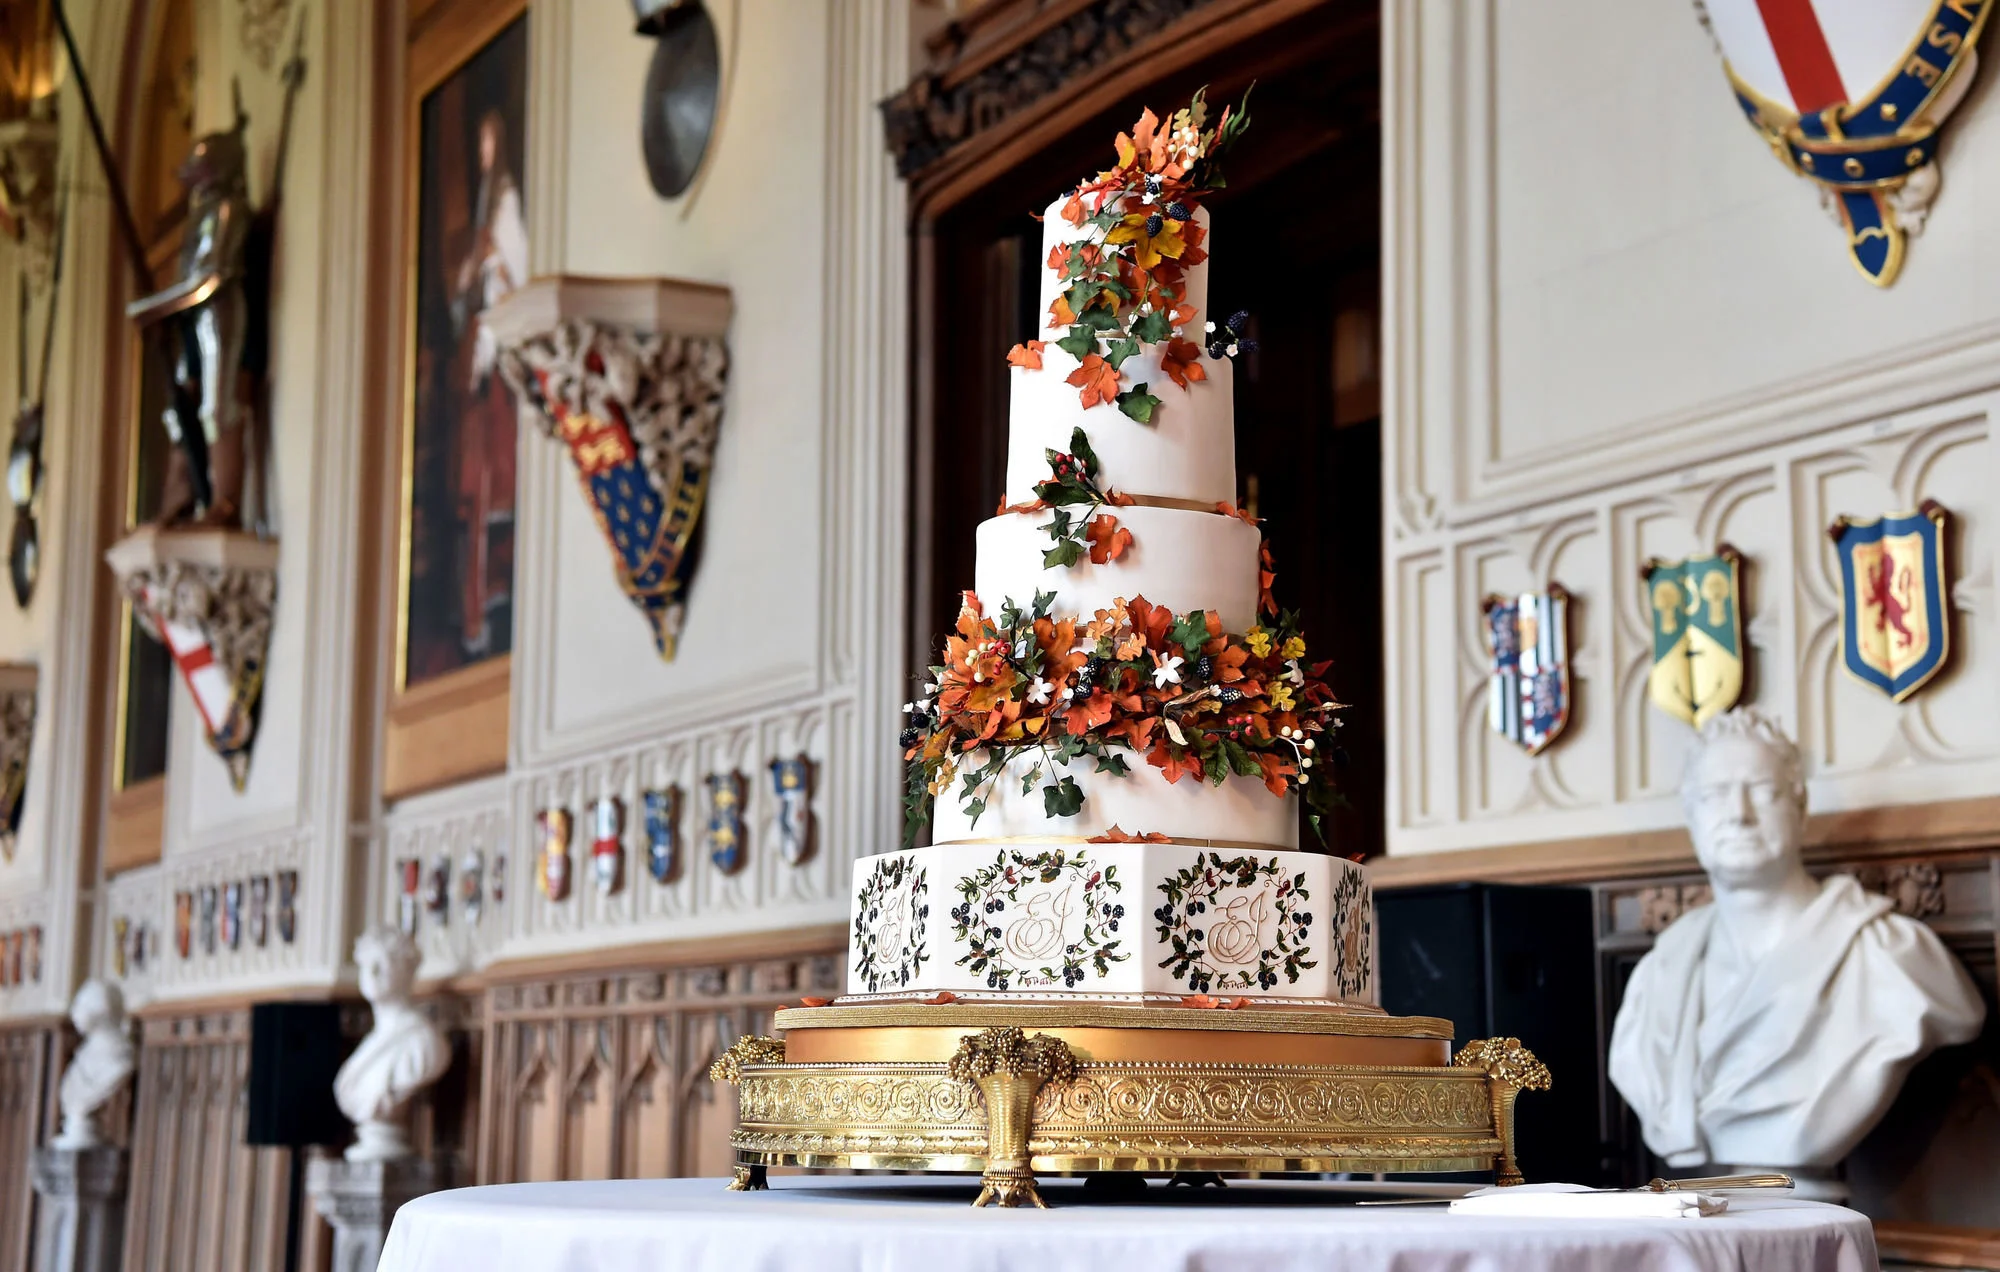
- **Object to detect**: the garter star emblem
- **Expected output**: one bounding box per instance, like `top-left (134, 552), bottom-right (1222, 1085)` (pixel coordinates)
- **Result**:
top-left (1698, 0), bottom-right (1990, 285)
top-left (1482, 587), bottom-right (1571, 755)
top-left (1642, 547), bottom-right (1745, 727)
top-left (1830, 501), bottom-right (1952, 701)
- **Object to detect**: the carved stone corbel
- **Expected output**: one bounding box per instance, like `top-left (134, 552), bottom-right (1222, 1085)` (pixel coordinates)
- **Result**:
top-left (1453, 1037), bottom-right (1552, 1188)
top-left (487, 276), bottom-right (732, 660)
top-left (947, 1026), bottom-right (1080, 1208)
top-left (104, 527), bottom-right (278, 791)
top-left (0, 664), bottom-right (36, 861)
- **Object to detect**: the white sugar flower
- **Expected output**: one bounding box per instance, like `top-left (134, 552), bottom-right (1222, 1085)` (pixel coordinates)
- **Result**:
top-left (1027, 678), bottom-right (1053, 705)
top-left (1013, 638), bottom-right (1031, 660)
top-left (1152, 654), bottom-right (1185, 688)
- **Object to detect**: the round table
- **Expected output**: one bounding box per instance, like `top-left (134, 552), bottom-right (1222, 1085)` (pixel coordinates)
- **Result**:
top-left (375, 1176), bottom-right (1879, 1272)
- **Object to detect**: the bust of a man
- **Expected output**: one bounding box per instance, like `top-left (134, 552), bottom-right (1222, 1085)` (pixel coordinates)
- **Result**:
top-left (1609, 708), bottom-right (1984, 1169)
top-left (52, 980), bottom-right (136, 1149)
top-left (333, 927), bottom-right (450, 1162)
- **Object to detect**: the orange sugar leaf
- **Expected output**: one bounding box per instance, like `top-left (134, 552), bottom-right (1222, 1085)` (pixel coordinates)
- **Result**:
top-left (1007, 340), bottom-right (1046, 371)
top-left (1086, 514), bottom-right (1133, 565)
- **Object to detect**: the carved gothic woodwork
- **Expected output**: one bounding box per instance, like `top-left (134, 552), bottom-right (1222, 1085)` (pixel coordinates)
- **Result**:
top-left (478, 947), bottom-right (841, 1185)
top-left (104, 527), bottom-right (278, 790)
top-left (0, 663), bottom-right (34, 860)
top-left (882, 0), bottom-right (1225, 182)
top-left (489, 275), bottom-right (733, 660)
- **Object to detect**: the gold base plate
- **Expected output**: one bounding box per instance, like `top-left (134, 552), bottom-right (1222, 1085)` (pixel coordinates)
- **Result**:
top-left (712, 1004), bottom-right (1550, 1206)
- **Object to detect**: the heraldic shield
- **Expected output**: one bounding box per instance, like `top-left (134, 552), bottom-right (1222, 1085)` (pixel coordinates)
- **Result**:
top-left (1831, 501), bottom-right (1952, 701)
top-left (1643, 548), bottom-right (1745, 727)
top-left (1483, 587), bottom-right (1571, 755)
top-left (1699, 0), bottom-right (1991, 286)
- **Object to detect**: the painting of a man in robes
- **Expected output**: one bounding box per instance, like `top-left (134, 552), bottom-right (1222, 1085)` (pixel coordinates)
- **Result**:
top-left (401, 16), bottom-right (528, 686)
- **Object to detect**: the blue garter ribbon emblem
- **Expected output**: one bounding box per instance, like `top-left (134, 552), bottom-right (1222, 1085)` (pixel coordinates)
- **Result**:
top-left (1702, 0), bottom-right (1990, 284)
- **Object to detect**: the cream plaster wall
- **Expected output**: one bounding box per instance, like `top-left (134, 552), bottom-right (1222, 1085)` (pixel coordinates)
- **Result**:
top-left (378, 0), bottom-right (911, 978)
top-left (1383, 0), bottom-right (2000, 856)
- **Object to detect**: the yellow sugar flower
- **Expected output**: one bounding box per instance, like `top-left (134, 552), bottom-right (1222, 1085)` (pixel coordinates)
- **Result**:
top-left (1245, 627), bottom-right (1273, 657)
top-left (1281, 636), bottom-right (1307, 660)
top-left (1269, 683), bottom-right (1296, 711)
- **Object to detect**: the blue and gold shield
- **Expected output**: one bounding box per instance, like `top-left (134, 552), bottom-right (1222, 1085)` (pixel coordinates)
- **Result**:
top-left (705, 772), bottom-right (746, 874)
top-left (1831, 501), bottom-right (1952, 701)
top-left (1643, 548), bottom-right (1745, 727)
top-left (1482, 587), bottom-right (1571, 755)
top-left (643, 787), bottom-right (682, 883)
top-left (768, 756), bottom-right (813, 866)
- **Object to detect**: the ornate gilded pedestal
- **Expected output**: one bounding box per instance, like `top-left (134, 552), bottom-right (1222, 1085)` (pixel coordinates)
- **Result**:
top-left (710, 1003), bottom-right (1549, 1207)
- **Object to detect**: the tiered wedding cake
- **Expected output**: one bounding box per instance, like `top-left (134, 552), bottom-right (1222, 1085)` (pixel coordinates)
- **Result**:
top-left (848, 94), bottom-right (1373, 1007)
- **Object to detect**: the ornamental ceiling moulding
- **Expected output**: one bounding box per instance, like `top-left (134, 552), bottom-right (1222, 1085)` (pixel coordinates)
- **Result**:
top-left (1695, 0), bottom-right (1991, 285)
top-left (880, 0), bottom-right (1226, 182)
top-left (489, 275), bottom-right (733, 661)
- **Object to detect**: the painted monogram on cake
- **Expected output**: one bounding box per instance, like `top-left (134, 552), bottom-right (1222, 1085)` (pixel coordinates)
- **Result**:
top-left (950, 848), bottom-right (1127, 991)
top-left (1326, 864), bottom-right (1373, 1001)
top-left (1155, 853), bottom-right (1314, 993)
top-left (851, 853), bottom-right (930, 993)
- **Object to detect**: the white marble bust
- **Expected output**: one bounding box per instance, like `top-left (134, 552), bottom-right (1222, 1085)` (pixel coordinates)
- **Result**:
top-left (1609, 708), bottom-right (1985, 1170)
top-left (52, 980), bottom-right (136, 1150)
top-left (333, 927), bottom-right (450, 1163)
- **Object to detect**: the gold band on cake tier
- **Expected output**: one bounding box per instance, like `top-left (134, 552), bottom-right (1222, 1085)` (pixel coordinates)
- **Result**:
top-left (711, 1011), bottom-right (1550, 1208)
top-left (776, 1004), bottom-right (1450, 1067)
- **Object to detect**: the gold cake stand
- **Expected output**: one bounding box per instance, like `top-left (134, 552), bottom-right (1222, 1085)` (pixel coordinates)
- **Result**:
top-left (709, 1003), bottom-right (1550, 1208)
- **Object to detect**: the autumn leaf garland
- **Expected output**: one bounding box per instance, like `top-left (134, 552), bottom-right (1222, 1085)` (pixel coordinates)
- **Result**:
top-left (1005, 88), bottom-right (1252, 419)
top-left (900, 589), bottom-right (1343, 847)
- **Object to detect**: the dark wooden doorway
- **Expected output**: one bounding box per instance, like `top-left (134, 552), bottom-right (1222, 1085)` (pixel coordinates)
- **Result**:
top-left (906, 0), bottom-right (1383, 856)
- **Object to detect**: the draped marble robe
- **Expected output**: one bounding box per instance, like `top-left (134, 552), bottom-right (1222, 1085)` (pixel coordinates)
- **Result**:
top-left (1609, 875), bottom-right (1984, 1168)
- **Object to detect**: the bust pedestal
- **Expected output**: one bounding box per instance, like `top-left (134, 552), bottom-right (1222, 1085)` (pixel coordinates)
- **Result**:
top-left (29, 1145), bottom-right (127, 1272)
top-left (306, 1155), bottom-right (439, 1272)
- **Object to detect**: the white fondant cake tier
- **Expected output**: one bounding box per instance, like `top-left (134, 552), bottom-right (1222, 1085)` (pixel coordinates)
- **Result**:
top-left (974, 505), bottom-right (1262, 635)
top-left (931, 749), bottom-right (1298, 850)
top-left (847, 842), bottom-right (1375, 1003)
top-left (1037, 199), bottom-right (1212, 344)
top-left (1003, 348), bottom-right (1235, 507)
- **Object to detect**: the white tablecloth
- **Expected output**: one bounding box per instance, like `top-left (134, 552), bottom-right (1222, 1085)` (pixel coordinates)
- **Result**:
top-left (375, 1176), bottom-right (1878, 1272)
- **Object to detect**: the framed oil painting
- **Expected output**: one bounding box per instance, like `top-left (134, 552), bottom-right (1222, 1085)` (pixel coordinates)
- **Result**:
top-left (386, 0), bottom-right (528, 797)
top-left (399, 10), bottom-right (528, 689)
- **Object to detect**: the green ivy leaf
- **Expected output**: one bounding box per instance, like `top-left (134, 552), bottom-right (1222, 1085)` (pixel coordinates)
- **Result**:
top-left (964, 797), bottom-right (987, 828)
top-left (1095, 752), bottom-right (1131, 777)
top-left (1044, 539), bottom-right (1084, 569)
top-left (1080, 306), bottom-right (1122, 333)
top-left (1117, 383), bottom-right (1163, 424)
top-left (1056, 325), bottom-right (1098, 361)
top-left (1169, 610), bottom-right (1210, 655)
top-left (1131, 308), bottom-right (1172, 344)
top-left (1043, 776), bottom-right (1084, 819)
top-left (1104, 337), bottom-right (1141, 370)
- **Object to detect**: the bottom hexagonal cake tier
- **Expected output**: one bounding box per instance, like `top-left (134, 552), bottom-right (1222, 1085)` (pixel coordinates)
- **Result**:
top-left (847, 843), bottom-right (1375, 1004)
top-left (708, 1003), bottom-right (1551, 1208)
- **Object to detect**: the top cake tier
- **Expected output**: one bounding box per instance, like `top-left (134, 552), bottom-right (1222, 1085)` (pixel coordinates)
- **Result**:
top-left (1001, 199), bottom-right (1235, 508)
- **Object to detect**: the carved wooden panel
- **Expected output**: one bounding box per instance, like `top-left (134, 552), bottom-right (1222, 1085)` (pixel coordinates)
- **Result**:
top-left (476, 946), bottom-right (843, 1185)
top-left (0, 1019), bottom-right (57, 1272)
top-left (1387, 388), bottom-right (2000, 858)
top-left (121, 1010), bottom-right (291, 1272)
